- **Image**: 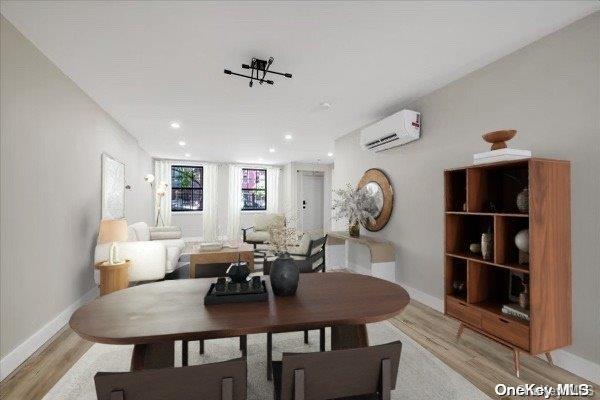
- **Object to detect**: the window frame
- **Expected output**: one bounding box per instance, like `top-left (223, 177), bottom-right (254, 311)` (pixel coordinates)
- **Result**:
top-left (170, 165), bottom-right (204, 212)
top-left (241, 168), bottom-right (268, 211)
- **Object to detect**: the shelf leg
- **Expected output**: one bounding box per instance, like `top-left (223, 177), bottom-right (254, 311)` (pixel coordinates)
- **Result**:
top-left (545, 352), bottom-right (554, 366)
top-left (513, 348), bottom-right (521, 378)
top-left (456, 323), bottom-right (465, 342)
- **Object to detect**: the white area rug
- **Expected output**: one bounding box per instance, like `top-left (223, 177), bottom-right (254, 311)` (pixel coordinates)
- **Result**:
top-left (43, 322), bottom-right (489, 399)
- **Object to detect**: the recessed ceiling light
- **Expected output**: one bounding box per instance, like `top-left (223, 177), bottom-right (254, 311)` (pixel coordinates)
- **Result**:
top-left (185, 153), bottom-right (191, 158)
top-left (327, 152), bottom-right (333, 157)
top-left (320, 101), bottom-right (332, 110)
top-left (269, 148), bottom-right (275, 153)
top-left (178, 140), bottom-right (186, 146)
top-left (170, 121), bottom-right (180, 129)
top-left (284, 133), bottom-right (292, 140)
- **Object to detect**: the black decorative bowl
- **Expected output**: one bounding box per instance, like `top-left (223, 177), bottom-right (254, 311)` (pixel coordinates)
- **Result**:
top-left (226, 261), bottom-right (250, 283)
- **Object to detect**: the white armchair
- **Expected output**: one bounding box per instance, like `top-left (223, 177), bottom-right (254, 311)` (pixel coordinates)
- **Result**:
top-left (94, 222), bottom-right (185, 284)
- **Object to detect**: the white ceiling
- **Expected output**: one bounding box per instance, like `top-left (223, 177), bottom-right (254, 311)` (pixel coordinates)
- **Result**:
top-left (2, 1), bottom-right (598, 165)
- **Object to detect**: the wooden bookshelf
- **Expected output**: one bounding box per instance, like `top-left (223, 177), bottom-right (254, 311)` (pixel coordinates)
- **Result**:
top-left (443, 158), bottom-right (571, 377)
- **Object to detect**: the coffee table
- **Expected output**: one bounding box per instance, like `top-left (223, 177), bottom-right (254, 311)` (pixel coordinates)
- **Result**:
top-left (189, 243), bottom-right (255, 278)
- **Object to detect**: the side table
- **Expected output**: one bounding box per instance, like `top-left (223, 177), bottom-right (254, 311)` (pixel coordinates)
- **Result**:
top-left (95, 260), bottom-right (130, 296)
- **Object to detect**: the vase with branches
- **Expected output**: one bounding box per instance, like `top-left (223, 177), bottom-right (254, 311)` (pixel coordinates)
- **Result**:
top-left (332, 184), bottom-right (378, 237)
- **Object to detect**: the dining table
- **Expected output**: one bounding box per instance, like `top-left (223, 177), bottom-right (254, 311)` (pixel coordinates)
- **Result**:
top-left (69, 272), bottom-right (410, 371)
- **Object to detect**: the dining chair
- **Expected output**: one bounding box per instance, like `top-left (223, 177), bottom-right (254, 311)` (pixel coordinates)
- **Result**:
top-left (263, 235), bottom-right (328, 380)
top-left (184, 263), bottom-right (247, 365)
top-left (272, 341), bottom-right (402, 400)
top-left (95, 357), bottom-right (247, 400)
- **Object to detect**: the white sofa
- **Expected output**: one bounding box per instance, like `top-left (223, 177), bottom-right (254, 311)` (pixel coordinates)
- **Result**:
top-left (94, 222), bottom-right (185, 284)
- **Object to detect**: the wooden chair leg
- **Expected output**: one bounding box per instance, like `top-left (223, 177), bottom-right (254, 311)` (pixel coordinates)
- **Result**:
top-left (240, 335), bottom-right (247, 357)
top-left (513, 348), bottom-right (521, 378)
top-left (199, 339), bottom-right (205, 355)
top-left (267, 333), bottom-right (273, 381)
top-left (182, 340), bottom-right (188, 366)
top-left (304, 330), bottom-right (309, 344)
top-left (319, 327), bottom-right (325, 352)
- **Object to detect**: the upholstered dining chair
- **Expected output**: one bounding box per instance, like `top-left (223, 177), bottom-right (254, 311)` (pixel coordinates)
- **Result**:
top-left (183, 263), bottom-right (247, 364)
top-left (94, 357), bottom-right (247, 400)
top-left (272, 341), bottom-right (402, 400)
top-left (263, 234), bottom-right (328, 380)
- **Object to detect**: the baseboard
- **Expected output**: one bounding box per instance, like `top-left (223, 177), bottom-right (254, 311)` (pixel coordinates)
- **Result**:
top-left (395, 280), bottom-right (600, 384)
top-left (0, 286), bottom-right (99, 381)
top-left (540, 349), bottom-right (600, 384)
top-left (395, 279), bottom-right (444, 312)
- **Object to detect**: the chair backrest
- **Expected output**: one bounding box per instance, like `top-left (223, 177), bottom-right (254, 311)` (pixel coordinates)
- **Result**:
top-left (279, 341), bottom-right (401, 400)
top-left (305, 235), bottom-right (327, 272)
top-left (95, 358), bottom-right (246, 400)
top-left (254, 213), bottom-right (285, 231)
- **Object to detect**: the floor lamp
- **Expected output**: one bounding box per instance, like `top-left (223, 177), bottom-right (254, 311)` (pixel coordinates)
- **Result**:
top-left (155, 181), bottom-right (168, 227)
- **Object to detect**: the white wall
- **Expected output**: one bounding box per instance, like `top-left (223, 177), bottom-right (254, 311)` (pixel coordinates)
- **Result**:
top-left (333, 12), bottom-right (600, 369)
top-left (0, 16), bottom-right (154, 361)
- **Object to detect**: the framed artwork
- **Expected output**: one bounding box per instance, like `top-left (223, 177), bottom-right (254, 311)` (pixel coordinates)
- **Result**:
top-left (101, 153), bottom-right (125, 219)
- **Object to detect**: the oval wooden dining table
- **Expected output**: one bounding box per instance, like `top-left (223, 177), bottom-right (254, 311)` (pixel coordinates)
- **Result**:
top-left (70, 272), bottom-right (410, 371)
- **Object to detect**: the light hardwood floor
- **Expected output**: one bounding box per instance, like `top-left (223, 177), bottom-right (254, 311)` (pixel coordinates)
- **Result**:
top-left (1, 294), bottom-right (598, 399)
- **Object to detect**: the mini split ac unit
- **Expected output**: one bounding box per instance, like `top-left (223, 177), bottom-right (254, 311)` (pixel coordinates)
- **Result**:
top-left (360, 109), bottom-right (421, 152)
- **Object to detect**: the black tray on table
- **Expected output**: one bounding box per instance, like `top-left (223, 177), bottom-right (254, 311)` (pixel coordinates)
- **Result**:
top-left (204, 277), bottom-right (268, 305)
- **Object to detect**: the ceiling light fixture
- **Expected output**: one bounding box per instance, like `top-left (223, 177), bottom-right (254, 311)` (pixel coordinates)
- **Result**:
top-left (269, 148), bottom-right (275, 153)
top-left (170, 121), bottom-right (180, 129)
top-left (224, 56), bottom-right (292, 87)
top-left (284, 133), bottom-right (292, 140)
top-left (327, 152), bottom-right (333, 157)
top-left (178, 140), bottom-right (186, 146)
top-left (185, 153), bottom-right (191, 158)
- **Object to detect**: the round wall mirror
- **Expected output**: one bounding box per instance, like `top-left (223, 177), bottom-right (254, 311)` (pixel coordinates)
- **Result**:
top-left (358, 169), bottom-right (393, 231)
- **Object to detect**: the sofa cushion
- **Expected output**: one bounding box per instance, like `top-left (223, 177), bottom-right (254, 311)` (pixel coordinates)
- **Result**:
top-left (246, 230), bottom-right (270, 242)
top-left (288, 233), bottom-right (311, 256)
top-left (150, 226), bottom-right (182, 240)
top-left (254, 213), bottom-right (284, 231)
top-left (130, 222), bottom-right (150, 242)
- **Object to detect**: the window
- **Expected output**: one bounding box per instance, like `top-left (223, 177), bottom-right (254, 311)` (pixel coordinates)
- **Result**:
top-left (171, 165), bottom-right (203, 211)
top-left (241, 168), bottom-right (267, 211)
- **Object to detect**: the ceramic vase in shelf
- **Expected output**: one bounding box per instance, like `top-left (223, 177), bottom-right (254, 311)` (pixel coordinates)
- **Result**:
top-left (517, 188), bottom-right (529, 213)
top-left (481, 233), bottom-right (493, 261)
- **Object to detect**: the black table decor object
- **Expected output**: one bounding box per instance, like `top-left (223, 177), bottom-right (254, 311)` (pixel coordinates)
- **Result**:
top-left (204, 276), bottom-right (268, 305)
top-left (270, 252), bottom-right (299, 296)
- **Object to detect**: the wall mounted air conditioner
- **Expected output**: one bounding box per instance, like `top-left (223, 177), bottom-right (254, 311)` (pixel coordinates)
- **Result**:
top-left (360, 109), bottom-right (421, 152)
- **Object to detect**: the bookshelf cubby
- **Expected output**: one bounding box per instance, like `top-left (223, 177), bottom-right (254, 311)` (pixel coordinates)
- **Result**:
top-left (443, 158), bottom-right (571, 377)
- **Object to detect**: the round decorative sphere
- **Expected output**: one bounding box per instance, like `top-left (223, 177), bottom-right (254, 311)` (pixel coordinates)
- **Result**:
top-left (514, 229), bottom-right (529, 252)
top-left (270, 253), bottom-right (299, 296)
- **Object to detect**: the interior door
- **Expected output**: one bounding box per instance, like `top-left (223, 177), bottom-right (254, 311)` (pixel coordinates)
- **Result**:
top-left (299, 172), bottom-right (324, 233)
